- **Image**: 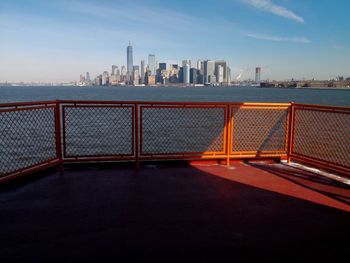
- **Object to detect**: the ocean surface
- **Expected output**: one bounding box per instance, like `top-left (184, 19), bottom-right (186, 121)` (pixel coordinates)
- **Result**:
top-left (0, 86), bottom-right (349, 106)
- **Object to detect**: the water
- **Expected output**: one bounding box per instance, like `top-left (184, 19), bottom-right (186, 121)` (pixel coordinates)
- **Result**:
top-left (0, 86), bottom-right (349, 106)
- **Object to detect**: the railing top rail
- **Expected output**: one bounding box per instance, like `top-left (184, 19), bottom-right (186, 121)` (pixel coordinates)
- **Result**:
top-left (292, 103), bottom-right (350, 111)
top-left (1, 100), bottom-right (349, 110)
top-left (0, 100), bottom-right (57, 108)
top-left (57, 100), bottom-right (292, 107)
top-left (57, 100), bottom-right (233, 106)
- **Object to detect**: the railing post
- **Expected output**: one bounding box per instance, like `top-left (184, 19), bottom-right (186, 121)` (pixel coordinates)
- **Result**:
top-left (287, 102), bottom-right (295, 164)
top-left (135, 103), bottom-right (139, 169)
top-left (55, 100), bottom-right (64, 174)
top-left (226, 104), bottom-right (231, 167)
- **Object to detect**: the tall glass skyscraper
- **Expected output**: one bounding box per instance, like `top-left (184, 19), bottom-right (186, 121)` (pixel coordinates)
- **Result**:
top-left (148, 54), bottom-right (156, 75)
top-left (255, 67), bottom-right (261, 82)
top-left (127, 43), bottom-right (133, 80)
top-left (183, 60), bottom-right (190, 85)
top-left (140, 60), bottom-right (145, 84)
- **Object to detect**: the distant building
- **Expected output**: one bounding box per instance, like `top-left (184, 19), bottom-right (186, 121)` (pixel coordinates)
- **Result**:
top-left (115, 67), bottom-right (121, 81)
top-left (190, 68), bottom-right (200, 84)
top-left (226, 66), bottom-right (231, 84)
top-left (133, 70), bottom-right (140, 85)
top-left (169, 67), bottom-right (180, 83)
top-left (120, 66), bottom-right (127, 82)
top-left (208, 75), bottom-right (216, 84)
top-left (133, 65), bottom-right (139, 72)
top-left (127, 43), bottom-right (133, 82)
top-left (216, 65), bottom-right (224, 83)
top-left (111, 65), bottom-right (118, 76)
top-left (146, 74), bottom-right (156, 85)
top-left (255, 67), bottom-right (261, 82)
top-left (94, 75), bottom-right (102, 86)
top-left (102, 71), bottom-right (109, 86)
top-left (215, 60), bottom-right (227, 83)
top-left (198, 61), bottom-right (205, 84)
top-left (148, 54), bottom-right (156, 75)
top-left (156, 63), bottom-right (167, 83)
top-left (85, 72), bottom-right (91, 83)
top-left (204, 60), bottom-right (215, 84)
top-left (121, 66), bottom-right (127, 76)
top-left (197, 60), bottom-right (202, 70)
top-left (120, 66), bottom-right (126, 82)
top-left (183, 60), bottom-right (190, 85)
top-left (140, 60), bottom-right (145, 84)
top-left (110, 74), bottom-right (119, 85)
top-left (132, 66), bottom-right (140, 84)
top-left (80, 74), bottom-right (85, 83)
top-left (159, 63), bottom-right (167, 71)
top-left (178, 67), bottom-right (184, 83)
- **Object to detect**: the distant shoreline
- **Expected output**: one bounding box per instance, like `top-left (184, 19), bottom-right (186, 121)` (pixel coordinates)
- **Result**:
top-left (1, 85), bottom-right (350, 92)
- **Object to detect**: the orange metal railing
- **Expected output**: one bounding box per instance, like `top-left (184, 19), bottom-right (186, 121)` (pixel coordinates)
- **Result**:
top-left (288, 103), bottom-right (350, 175)
top-left (0, 101), bottom-right (61, 182)
top-left (61, 101), bottom-right (135, 162)
top-left (230, 103), bottom-right (290, 158)
top-left (0, 100), bottom-right (349, 183)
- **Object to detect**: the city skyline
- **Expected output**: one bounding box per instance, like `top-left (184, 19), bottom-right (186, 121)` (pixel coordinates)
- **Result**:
top-left (80, 43), bottom-right (232, 86)
top-left (1, 0), bottom-right (350, 82)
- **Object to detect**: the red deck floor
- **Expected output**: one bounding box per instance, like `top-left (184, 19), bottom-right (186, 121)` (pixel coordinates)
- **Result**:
top-left (0, 161), bottom-right (349, 262)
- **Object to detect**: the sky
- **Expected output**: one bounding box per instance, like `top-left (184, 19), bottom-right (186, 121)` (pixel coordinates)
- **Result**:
top-left (0, 0), bottom-right (350, 82)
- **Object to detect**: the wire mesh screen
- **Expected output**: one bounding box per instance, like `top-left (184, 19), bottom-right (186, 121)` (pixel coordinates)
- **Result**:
top-left (63, 106), bottom-right (134, 158)
top-left (0, 107), bottom-right (57, 177)
top-left (140, 106), bottom-right (226, 156)
top-left (231, 106), bottom-right (288, 155)
top-left (292, 108), bottom-right (350, 168)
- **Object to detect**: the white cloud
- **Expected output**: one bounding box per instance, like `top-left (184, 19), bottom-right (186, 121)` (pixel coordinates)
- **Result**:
top-left (243, 0), bottom-right (304, 23)
top-left (247, 33), bottom-right (310, 43)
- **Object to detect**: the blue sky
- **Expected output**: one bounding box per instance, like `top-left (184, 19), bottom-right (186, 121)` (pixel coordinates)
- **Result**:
top-left (1, 0), bottom-right (349, 82)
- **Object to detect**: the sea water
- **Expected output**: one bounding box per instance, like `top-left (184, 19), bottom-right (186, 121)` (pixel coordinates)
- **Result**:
top-left (0, 86), bottom-right (349, 106)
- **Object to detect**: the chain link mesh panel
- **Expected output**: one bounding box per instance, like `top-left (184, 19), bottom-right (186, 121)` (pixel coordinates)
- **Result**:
top-left (63, 106), bottom-right (133, 158)
top-left (0, 107), bottom-right (57, 177)
top-left (292, 108), bottom-right (350, 168)
top-left (141, 106), bottom-right (226, 155)
top-left (231, 107), bottom-right (288, 154)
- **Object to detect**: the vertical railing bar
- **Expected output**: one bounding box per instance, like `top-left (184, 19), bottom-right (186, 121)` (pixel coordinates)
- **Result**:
top-left (61, 105), bottom-right (68, 161)
top-left (55, 100), bottom-right (64, 174)
top-left (135, 103), bottom-right (139, 169)
top-left (287, 102), bottom-right (295, 163)
top-left (226, 105), bottom-right (231, 167)
top-left (131, 105), bottom-right (135, 159)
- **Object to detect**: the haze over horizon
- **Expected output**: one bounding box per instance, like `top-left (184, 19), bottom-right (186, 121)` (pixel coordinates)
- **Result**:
top-left (1, 0), bottom-right (349, 82)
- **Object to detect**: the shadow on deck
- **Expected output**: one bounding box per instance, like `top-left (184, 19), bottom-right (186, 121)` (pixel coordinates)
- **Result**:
top-left (0, 161), bottom-right (349, 262)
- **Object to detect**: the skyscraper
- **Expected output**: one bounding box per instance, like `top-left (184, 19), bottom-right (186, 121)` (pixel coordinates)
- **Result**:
top-left (127, 43), bottom-right (133, 81)
top-left (148, 54), bottom-right (156, 75)
top-left (216, 65), bottom-right (224, 83)
top-left (215, 60), bottom-right (227, 82)
top-left (102, 71), bottom-right (109, 86)
top-left (227, 66), bottom-right (232, 84)
top-left (197, 60), bottom-right (202, 70)
top-left (133, 70), bottom-right (140, 85)
top-left (112, 65), bottom-right (118, 76)
top-left (204, 60), bottom-right (215, 84)
top-left (255, 67), bottom-right (261, 82)
top-left (85, 72), bottom-right (90, 83)
top-left (183, 60), bottom-right (190, 85)
top-left (140, 60), bottom-right (145, 84)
